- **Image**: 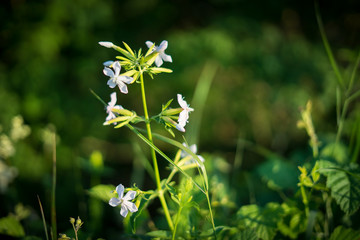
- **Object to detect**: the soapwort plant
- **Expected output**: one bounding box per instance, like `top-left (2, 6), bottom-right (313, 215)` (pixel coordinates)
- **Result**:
top-left (90, 40), bottom-right (216, 239)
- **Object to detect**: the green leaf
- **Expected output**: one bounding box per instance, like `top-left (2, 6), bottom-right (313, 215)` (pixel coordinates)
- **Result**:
top-left (150, 67), bottom-right (173, 74)
top-left (162, 99), bottom-right (173, 111)
top-left (319, 160), bottom-right (360, 215)
top-left (329, 226), bottom-right (360, 240)
top-left (122, 42), bottom-right (136, 58)
top-left (237, 202), bottom-right (284, 240)
top-left (320, 142), bottom-right (348, 164)
top-left (146, 230), bottom-right (172, 239)
top-left (88, 184), bottom-right (116, 203)
top-left (0, 216), bottom-right (25, 237)
top-left (166, 183), bottom-right (180, 205)
top-left (236, 228), bottom-right (258, 240)
top-left (199, 226), bottom-right (230, 238)
top-left (278, 202), bottom-right (307, 239)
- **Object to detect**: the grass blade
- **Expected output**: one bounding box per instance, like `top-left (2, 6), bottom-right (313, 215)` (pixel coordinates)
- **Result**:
top-left (315, 0), bottom-right (344, 89)
top-left (51, 132), bottom-right (57, 239)
top-left (37, 195), bottom-right (49, 240)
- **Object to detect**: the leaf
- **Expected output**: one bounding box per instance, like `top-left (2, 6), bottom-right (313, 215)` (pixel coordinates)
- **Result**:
top-left (162, 99), bottom-right (173, 111)
top-left (88, 184), bottom-right (116, 203)
top-left (329, 226), bottom-right (360, 240)
top-left (199, 226), bottom-right (230, 238)
top-left (146, 230), bottom-right (172, 239)
top-left (0, 216), bottom-right (25, 237)
top-left (166, 183), bottom-right (180, 205)
top-left (237, 202), bottom-right (284, 240)
top-left (122, 42), bottom-right (136, 58)
top-left (319, 160), bottom-right (360, 215)
top-left (278, 202), bottom-right (307, 239)
top-left (237, 228), bottom-right (258, 240)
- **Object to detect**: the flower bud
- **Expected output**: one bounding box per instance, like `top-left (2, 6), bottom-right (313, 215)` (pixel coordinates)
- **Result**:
top-left (98, 41), bottom-right (114, 48)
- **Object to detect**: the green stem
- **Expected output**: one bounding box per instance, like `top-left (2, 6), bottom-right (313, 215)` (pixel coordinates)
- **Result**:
top-left (139, 72), bottom-right (174, 231)
top-left (51, 133), bottom-right (57, 240)
top-left (300, 184), bottom-right (310, 217)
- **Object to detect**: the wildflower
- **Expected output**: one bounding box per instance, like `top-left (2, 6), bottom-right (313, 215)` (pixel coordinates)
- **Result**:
top-left (109, 184), bottom-right (138, 217)
top-left (105, 92), bottom-right (123, 123)
top-left (145, 40), bottom-right (172, 67)
top-left (177, 94), bottom-right (194, 129)
top-left (98, 41), bottom-right (114, 48)
top-left (181, 143), bottom-right (205, 165)
top-left (103, 61), bottom-right (133, 94)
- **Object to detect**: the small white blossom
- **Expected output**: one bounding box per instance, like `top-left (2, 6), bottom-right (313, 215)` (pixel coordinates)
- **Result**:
top-left (177, 94), bottom-right (194, 130)
top-left (105, 92), bottom-right (123, 124)
top-left (109, 184), bottom-right (138, 217)
top-left (181, 143), bottom-right (205, 165)
top-left (145, 40), bottom-right (172, 67)
top-left (98, 41), bottom-right (114, 48)
top-left (103, 61), bottom-right (133, 94)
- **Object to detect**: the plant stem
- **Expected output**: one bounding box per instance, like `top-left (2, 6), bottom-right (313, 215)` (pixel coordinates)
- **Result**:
top-left (300, 184), bottom-right (310, 217)
top-left (51, 132), bottom-right (57, 240)
top-left (139, 72), bottom-right (174, 231)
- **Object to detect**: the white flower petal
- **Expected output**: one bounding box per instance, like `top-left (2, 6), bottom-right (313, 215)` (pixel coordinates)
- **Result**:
top-left (161, 53), bottom-right (172, 63)
top-left (103, 67), bottom-right (114, 78)
top-left (176, 123), bottom-right (185, 132)
top-left (113, 61), bottom-right (121, 76)
top-left (123, 190), bottom-right (137, 201)
top-left (124, 201), bottom-right (138, 213)
top-left (99, 41), bottom-right (114, 48)
top-left (120, 205), bottom-right (129, 217)
top-left (177, 94), bottom-right (187, 109)
top-left (179, 110), bottom-right (189, 125)
top-left (103, 60), bottom-right (114, 66)
top-left (119, 76), bottom-right (133, 84)
top-left (118, 83), bottom-right (128, 94)
top-left (107, 79), bottom-right (116, 88)
top-left (197, 155), bottom-right (205, 162)
top-left (145, 41), bottom-right (154, 49)
top-left (113, 105), bottom-right (123, 110)
top-left (109, 197), bottom-right (120, 207)
top-left (106, 112), bottom-right (115, 122)
top-left (115, 184), bottom-right (125, 199)
top-left (109, 92), bottom-right (117, 107)
top-left (158, 40), bottom-right (168, 52)
top-left (155, 56), bottom-right (163, 67)
top-left (190, 144), bottom-right (197, 154)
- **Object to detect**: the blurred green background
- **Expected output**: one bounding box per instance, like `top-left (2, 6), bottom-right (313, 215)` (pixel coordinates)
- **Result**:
top-left (1, 0), bottom-right (360, 239)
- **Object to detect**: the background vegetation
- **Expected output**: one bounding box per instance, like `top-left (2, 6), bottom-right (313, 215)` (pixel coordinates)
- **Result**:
top-left (1, 0), bottom-right (360, 239)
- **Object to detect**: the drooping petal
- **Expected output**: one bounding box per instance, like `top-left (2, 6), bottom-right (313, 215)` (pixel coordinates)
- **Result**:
top-left (155, 56), bottom-right (164, 67)
top-left (145, 41), bottom-right (154, 49)
top-left (109, 92), bottom-right (117, 107)
top-left (120, 205), bottom-right (129, 218)
top-left (123, 190), bottom-right (137, 201)
top-left (115, 184), bottom-right (125, 199)
top-left (113, 61), bottom-right (121, 77)
top-left (107, 79), bottom-right (117, 88)
top-left (177, 94), bottom-right (187, 109)
top-left (197, 155), bottom-right (205, 163)
top-left (103, 67), bottom-right (114, 78)
top-left (179, 110), bottom-right (189, 125)
top-left (113, 105), bottom-right (123, 110)
top-left (109, 197), bottom-right (121, 207)
top-left (124, 201), bottom-right (138, 213)
top-left (176, 123), bottom-right (186, 132)
top-left (118, 83), bottom-right (128, 94)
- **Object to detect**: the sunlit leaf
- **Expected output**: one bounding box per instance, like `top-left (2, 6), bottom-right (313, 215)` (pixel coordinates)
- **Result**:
top-left (0, 216), bottom-right (25, 237)
top-left (329, 226), bottom-right (360, 240)
top-left (319, 160), bottom-right (360, 215)
top-left (237, 202), bottom-right (284, 240)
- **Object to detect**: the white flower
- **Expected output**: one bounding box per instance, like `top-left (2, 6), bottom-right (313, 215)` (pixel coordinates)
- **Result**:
top-left (145, 40), bottom-right (172, 67)
top-left (98, 41), bottom-right (114, 48)
top-left (109, 184), bottom-right (138, 217)
top-left (177, 94), bottom-right (194, 129)
top-left (105, 92), bottom-right (123, 123)
top-left (103, 61), bottom-right (133, 94)
top-left (181, 143), bottom-right (205, 165)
